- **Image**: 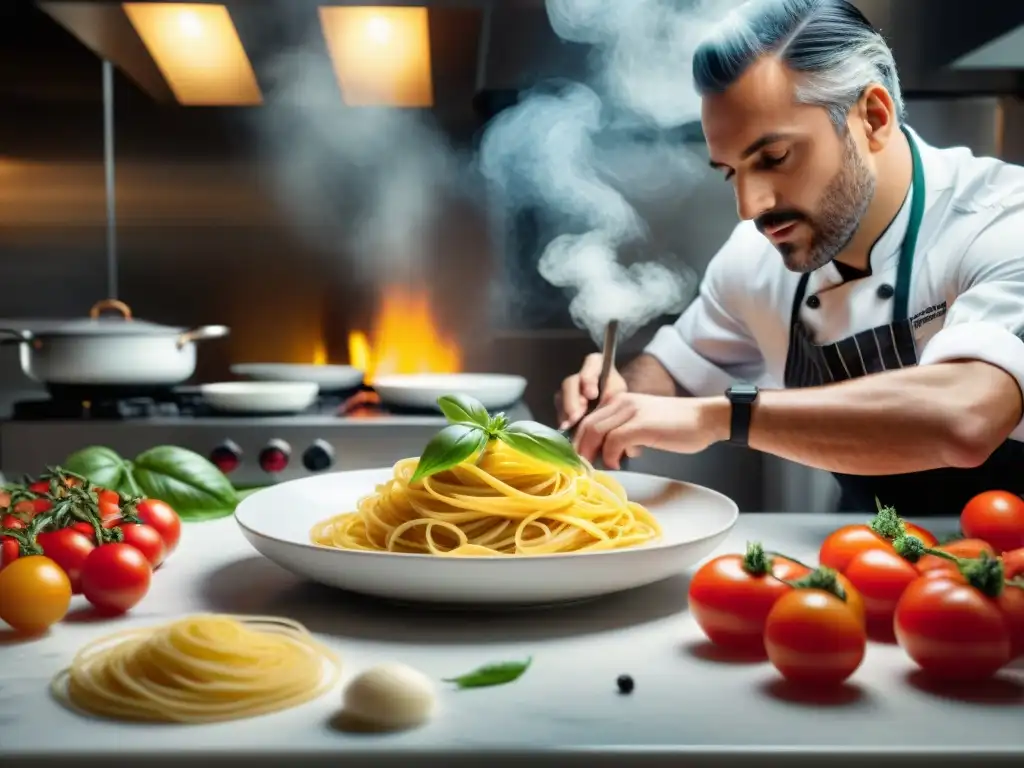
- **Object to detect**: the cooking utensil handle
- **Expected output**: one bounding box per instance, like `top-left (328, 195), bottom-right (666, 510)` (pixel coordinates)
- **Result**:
top-left (177, 325), bottom-right (230, 349)
top-left (90, 299), bottom-right (132, 320)
top-left (0, 328), bottom-right (33, 346)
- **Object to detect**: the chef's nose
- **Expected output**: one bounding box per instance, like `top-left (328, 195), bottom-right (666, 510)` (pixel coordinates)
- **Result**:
top-left (734, 175), bottom-right (776, 222)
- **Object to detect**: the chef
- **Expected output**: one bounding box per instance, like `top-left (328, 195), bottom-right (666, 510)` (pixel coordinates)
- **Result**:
top-left (558, 0), bottom-right (1024, 517)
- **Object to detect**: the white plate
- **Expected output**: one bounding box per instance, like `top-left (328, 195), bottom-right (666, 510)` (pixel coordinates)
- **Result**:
top-left (200, 381), bottom-right (319, 414)
top-left (235, 469), bottom-right (739, 605)
top-left (373, 373), bottom-right (527, 411)
top-left (231, 363), bottom-right (364, 390)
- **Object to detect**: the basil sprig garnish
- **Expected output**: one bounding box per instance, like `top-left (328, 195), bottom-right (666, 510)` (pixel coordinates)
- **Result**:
top-left (410, 394), bottom-right (583, 484)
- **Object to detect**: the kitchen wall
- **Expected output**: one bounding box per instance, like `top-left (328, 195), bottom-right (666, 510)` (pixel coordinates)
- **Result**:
top-left (1, 2), bottom-right (1021, 512)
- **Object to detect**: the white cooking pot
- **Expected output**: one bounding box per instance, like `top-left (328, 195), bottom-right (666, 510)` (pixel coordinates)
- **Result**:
top-left (0, 299), bottom-right (229, 387)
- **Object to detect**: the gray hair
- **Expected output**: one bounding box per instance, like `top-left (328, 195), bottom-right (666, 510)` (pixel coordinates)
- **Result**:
top-left (693, 0), bottom-right (904, 129)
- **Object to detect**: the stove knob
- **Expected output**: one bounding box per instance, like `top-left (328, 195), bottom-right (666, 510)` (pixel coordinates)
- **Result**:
top-left (210, 440), bottom-right (243, 474)
top-left (302, 439), bottom-right (335, 472)
top-left (258, 439), bottom-right (292, 474)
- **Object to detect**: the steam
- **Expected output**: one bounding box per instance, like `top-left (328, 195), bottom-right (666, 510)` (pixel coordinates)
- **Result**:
top-left (480, 0), bottom-right (736, 343)
top-left (252, 0), bottom-right (740, 345)
top-left (254, 41), bottom-right (462, 287)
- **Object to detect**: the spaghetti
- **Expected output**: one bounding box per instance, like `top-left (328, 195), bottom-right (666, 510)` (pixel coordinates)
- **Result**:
top-left (310, 440), bottom-right (662, 556)
top-left (51, 614), bottom-right (341, 723)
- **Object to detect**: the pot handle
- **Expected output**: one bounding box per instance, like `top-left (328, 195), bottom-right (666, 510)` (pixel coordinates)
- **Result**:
top-left (90, 299), bottom-right (133, 320)
top-left (0, 328), bottom-right (33, 346)
top-left (177, 324), bottom-right (230, 349)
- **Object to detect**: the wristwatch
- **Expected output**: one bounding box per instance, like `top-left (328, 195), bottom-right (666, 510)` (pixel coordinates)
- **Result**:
top-left (725, 384), bottom-right (759, 446)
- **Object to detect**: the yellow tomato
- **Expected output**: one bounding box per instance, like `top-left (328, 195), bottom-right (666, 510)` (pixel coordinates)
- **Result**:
top-left (0, 555), bottom-right (72, 633)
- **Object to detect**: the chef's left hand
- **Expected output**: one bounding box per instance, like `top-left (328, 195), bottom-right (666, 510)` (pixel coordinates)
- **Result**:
top-left (573, 393), bottom-right (726, 469)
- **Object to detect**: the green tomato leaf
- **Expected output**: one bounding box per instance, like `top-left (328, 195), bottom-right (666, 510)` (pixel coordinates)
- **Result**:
top-left (130, 446), bottom-right (239, 521)
top-left (410, 424), bottom-right (488, 484)
top-left (443, 658), bottom-right (532, 689)
top-left (62, 446), bottom-right (140, 495)
top-left (437, 394), bottom-right (490, 429)
top-left (498, 421), bottom-right (583, 470)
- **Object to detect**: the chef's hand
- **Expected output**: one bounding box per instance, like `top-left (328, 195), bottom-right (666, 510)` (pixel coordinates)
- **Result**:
top-left (573, 393), bottom-right (725, 469)
top-left (555, 353), bottom-right (628, 430)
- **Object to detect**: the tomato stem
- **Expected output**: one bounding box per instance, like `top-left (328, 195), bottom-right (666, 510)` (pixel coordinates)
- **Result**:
top-left (764, 550), bottom-right (814, 571)
top-left (868, 497), bottom-right (907, 540)
top-left (742, 542), bottom-right (773, 575)
top-left (785, 566), bottom-right (847, 602)
top-left (959, 554), bottom-right (1005, 598)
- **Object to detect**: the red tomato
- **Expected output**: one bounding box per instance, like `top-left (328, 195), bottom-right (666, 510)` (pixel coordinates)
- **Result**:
top-left (36, 528), bottom-right (95, 594)
top-left (2, 514), bottom-right (25, 530)
top-left (119, 523), bottom-right (166, 568)
top-left (95, 488), bottom-right (119, 506)
top-left (905, 523), bottom-right (938, 548)
top-left (894, 575), bottom-right (1012, 681)
top-left (71, 522), bottom-right (96, 541)
top-left (1, 537), bottom-right (20, 569)
top-left (961, 491), bottom-right (1024, 554)
top-left (916, 538), bottom-right (996, 575)
top-left (997, 582), bottom-right (1024, 659)
top-left (98, 499), bottom-right (121, 522)
top-left (819, 525), bottom-right (891, 572)
top-left (688, 553), bottom-right (810, 654)
top-left (134, 499), bottom-right (181, 556)
top-left (80, 543), bottom-right (152, 615)
top-left (1003, 548), bottom-right (1024, 580)
top-left (28, 480), bottom-right (50, 495)
top-left (843, 548), bottom-right (920, 630)
top-left (764, 588), bottom-right (867, 685)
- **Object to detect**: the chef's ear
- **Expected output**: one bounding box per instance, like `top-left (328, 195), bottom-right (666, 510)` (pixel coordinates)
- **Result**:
top-left (858, 83), bottom-right (897, 152)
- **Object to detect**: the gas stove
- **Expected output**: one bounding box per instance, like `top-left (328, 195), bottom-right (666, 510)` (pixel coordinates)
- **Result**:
top-left (0, 386), bottom-right (532, 487)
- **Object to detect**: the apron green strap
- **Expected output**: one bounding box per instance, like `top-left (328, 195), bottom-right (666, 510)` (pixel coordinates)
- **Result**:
top-left (893, 127), bottom-right (926, 322)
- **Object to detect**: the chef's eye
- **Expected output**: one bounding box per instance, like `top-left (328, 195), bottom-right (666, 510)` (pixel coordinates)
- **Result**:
top-left (758, 151), bottom-right (789, 170)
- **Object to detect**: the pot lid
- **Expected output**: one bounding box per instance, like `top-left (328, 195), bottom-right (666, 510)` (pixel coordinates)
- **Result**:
top-left (7, 301), bottom-right (186, 337)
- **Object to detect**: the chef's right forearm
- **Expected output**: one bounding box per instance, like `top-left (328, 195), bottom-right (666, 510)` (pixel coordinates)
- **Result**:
top-left (622, 354), bottom-right (689, 397)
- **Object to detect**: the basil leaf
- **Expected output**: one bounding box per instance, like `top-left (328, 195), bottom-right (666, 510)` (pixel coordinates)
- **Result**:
top-left (63, 446), bottom-right (140, 495)
top-left (410, 424), bottom-right (488, 484)
top-left (130, 446), bottom-right (239, 521)
top-left (498, 421), bottom-right (583, 470)
top-left (444, 658), bottom-right (532, 689)
top-left (437, 394), bottom-right (490, 429)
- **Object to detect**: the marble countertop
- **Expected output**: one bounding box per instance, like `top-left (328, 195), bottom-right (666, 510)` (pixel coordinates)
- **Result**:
top-left (1, 512), bottom-right (1021, 768)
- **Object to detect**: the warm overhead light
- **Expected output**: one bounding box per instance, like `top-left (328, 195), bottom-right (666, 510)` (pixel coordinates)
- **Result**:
top-left (123, 3), bottom-right (262, 106)
top-left (319, 6), bottom-right (434, 108)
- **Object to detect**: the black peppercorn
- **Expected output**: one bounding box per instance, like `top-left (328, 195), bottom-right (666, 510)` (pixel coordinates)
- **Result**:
top-left (616, 674), bottom-right (634, 694)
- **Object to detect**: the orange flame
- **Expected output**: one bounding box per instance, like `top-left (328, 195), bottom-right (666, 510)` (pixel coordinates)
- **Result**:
top-left (348, 285), bottom-right (461, 384)
top-left (312, 338), bottom-right (328, 366)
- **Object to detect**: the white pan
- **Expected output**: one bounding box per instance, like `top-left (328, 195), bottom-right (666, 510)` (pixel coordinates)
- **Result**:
top-left (372, 373), bottom-right (527, 412)
top-left (199, 382), bottom-right (319, 414)
top-left (231, 363), bottom-right (364, 391)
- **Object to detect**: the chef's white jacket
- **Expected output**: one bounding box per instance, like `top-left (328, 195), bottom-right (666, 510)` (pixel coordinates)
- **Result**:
top-left (645, 127), bottom-right (1024, 442)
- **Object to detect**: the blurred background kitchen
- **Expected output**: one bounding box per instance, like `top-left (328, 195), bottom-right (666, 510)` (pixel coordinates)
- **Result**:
top-left (1, 0), bottom-right (1023, 512)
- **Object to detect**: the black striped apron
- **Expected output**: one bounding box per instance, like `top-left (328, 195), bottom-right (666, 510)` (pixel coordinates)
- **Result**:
top-left (783, 128), bottom-right (1024, 517)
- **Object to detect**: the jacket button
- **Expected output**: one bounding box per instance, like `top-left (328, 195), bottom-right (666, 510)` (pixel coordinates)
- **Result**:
top-left (877, 283), bottom-right (895, 300)
top-left (805, 295), bottom-right (821, 309)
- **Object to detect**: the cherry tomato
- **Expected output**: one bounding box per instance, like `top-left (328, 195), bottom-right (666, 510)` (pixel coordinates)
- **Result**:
top-left (916, 538), bottom-right (996, 575)
top-left (835, 572), bottom-right (866, 628)
top-left (119, 523), bottom-right (166, 568)
top-left (688, 553), bottom-right (810, 654)
top-left (80, 543), bottom-right (152, 614)
top-left (1002, 548), bottom-right (1024, 580)
top-left (0, 555), bottom-right (72, 633)
top-left (906, 523), bottom-right (939, 548)
top-left (36, 528), bottom-right (95, 594)
top-left (819, 525), bottom-right (890, 572)
top-left (997, 582), bottom-right (1024, 659)
top-left (95, 488), bottom-right (119, 507)
top-left (71, 522), bottom-right (96, 541)
top-left (894, 575), bottom-right (1012, 681)
top-left (134, 499), bottom-right (181, 556)
top-left (28, 480), bottom-right (50, 495)
top-left (1, 537), bottom-right (20, 569)
top-left (843, 548), bottom-right (919, 630)
top-left (98, 499), bottom-right (121, 522)
top-left (2, 514), bottom-right (25, 530)
top-left (961, 491), bottom-right (1024, 554)
top-left (764, 588), bottom-right (867, 685)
